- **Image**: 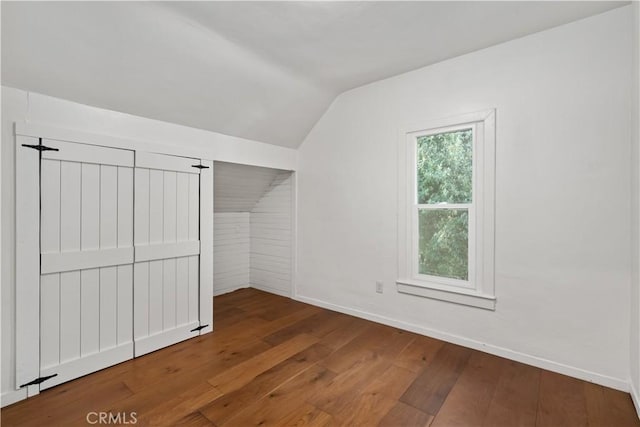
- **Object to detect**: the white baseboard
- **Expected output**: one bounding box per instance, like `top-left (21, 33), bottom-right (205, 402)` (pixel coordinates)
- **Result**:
top-left (294, 294), bottom-right (630, 392)
top-left (249, 283), bottom-right (292, 298)
top-left (1, 388), bottom-right (27, 408)
top-left (632, 381), bottom-right (640, 420)
top-left (213, 284), bottom-right (249, 296)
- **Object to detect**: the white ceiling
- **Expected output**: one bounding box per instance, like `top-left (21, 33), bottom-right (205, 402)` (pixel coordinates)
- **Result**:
top-left (2, 1), bottom-right (627, 148)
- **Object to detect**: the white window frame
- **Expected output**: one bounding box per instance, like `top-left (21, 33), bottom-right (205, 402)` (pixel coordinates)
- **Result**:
top-left (397, 109), bottom-right (496, 310)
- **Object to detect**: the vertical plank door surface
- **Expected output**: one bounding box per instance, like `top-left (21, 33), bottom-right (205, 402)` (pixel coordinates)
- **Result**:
top-left (39, 140), bottom-right (135, 390)
top-left (133, 152), bottom-right (203, 356)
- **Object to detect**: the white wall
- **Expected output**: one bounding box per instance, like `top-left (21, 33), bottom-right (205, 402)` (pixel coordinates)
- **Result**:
top-left (1, 87), bottom-right (297, 405)
top-left (296, 7), bottom-right (633, 390)
top-left (214, 213), bottom-right (250, 296)
top-left (250, 172), bottom-right (293, 297)
top-left (631, 0), bottom-right (640, 414)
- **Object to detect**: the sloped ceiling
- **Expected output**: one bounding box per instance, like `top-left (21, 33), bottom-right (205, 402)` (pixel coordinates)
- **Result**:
top-left (1, 1), bottom-right (627, 148)
top-left (214, 161), bottom-right (283, 213)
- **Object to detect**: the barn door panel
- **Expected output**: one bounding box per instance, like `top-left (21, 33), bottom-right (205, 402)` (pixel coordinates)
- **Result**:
top-left (39, 140), bottom-right (134, 390)
top-left (133, 152), bottom-right (202, 356)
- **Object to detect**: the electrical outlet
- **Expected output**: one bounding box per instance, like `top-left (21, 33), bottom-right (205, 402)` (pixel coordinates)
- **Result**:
top-left (376, 281), bottom-right (383, 294)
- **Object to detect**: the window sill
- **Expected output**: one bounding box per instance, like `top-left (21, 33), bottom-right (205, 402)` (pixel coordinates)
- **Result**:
top-left (396, 279), bottom-right (496, 310)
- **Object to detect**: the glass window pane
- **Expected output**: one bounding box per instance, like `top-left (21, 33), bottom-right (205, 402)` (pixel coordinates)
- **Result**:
top-left (417, 129), bottom-right (472, 204)
top-left (418, 209), bottom-right (468, 280)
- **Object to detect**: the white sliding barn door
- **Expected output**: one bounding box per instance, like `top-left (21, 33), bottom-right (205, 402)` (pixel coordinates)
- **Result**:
top-left (16, 131), bottom-right (213, 394)
top-left (133, 152), bottom-right (204, 356)
top-left (39, 140), bottom-right (134, 390)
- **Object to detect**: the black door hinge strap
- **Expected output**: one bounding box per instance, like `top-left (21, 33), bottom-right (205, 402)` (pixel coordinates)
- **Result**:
top-left (192, 164), bottom-right (209, 169)
top-left (190, 324), bottom-right (209, 332)
top-left (20, 374), bottom-right (58, 388)
top-left (22, 144), bottom-right (59, 152)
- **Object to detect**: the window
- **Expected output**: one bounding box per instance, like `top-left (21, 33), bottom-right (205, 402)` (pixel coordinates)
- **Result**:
top-left (397, 110), bottom-right (496, 310)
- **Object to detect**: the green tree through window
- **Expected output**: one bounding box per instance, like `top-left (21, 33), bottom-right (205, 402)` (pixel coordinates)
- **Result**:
top-left (416, 129), bottom-right (472, 280)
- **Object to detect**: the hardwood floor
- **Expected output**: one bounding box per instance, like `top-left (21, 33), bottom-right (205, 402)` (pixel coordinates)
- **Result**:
top-left (2, 288), bottom-right (639, 426)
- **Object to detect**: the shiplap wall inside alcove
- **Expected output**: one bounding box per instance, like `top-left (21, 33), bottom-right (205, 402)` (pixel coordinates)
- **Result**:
top-left (213, 161), bottom-right (293, 296)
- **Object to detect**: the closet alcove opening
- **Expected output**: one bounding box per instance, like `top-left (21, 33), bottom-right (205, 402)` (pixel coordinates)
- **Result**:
top-left (213, 161), bottom-right (295, 299)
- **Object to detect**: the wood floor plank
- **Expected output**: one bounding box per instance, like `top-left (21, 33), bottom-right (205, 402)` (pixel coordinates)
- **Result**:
top-left (250, 305), bottom-right (324, 338)
top-left (198, 343), bottom-right (332, 425)
top-left (320, 322), bottom-right (413, 373)
top-left (583, 382), bottom-right (640, 427)
top-left (3, 288), bottom-right (638, 427)
top-left (317, 315), bottom-right (371, 350)
top-left (124, 334), bottom-right (272, 393)
top-left (312, 355), bottom-right (412, 425)
top-left (216, 287), bottom-right (256, 304)
top-left (333, 388), bottom-right (398, 425)
top-left (278, 403), bottom-right (334, 427)
top-left (378, 401), bottom-right (434, 427)
top-left (394, 335), bottom-right (445, 373)
top-left (73, 377), bottom-right (215, 426)
top-left (400, 342), bottom-right (472, 416)
top-left (363, 364), bottom-right (420, 400)
top-left (230, 288), bottom-right (282, 307)
top-left (263, 310), bottom-right (352, 346)
top-left (210, 316), bottom-right (273, 342)
top-left (318, 328), bottom-right (380, 373)
top-left (0, 381), bottom-right (133, 427)
top-left (430, 351), bottom-right (504, 427)
top-left (221, 364), bottom-right (337, 426)
top-left (373, 327), bottom-right (417, 360)
top-left (173, 411), bottom-right (217, 427)
top-left (254, 299), bottom-right (312, 322)
top-left (237, 296), bottom-right (288, 315)
top-left (537, 371), bottom-right (588, 427)
top-left (308, 351), bottom-right (392, 416)
top-left (136, 382), bottom-right (222, 426)
top-left (606, 387), bottom-right (640, 427)
top-left (212, 306), bottom-right (248, 329)
top-left (482, 360), bottom-right (540, 427)
top-left (207, 333), bottom-right (319, 393)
